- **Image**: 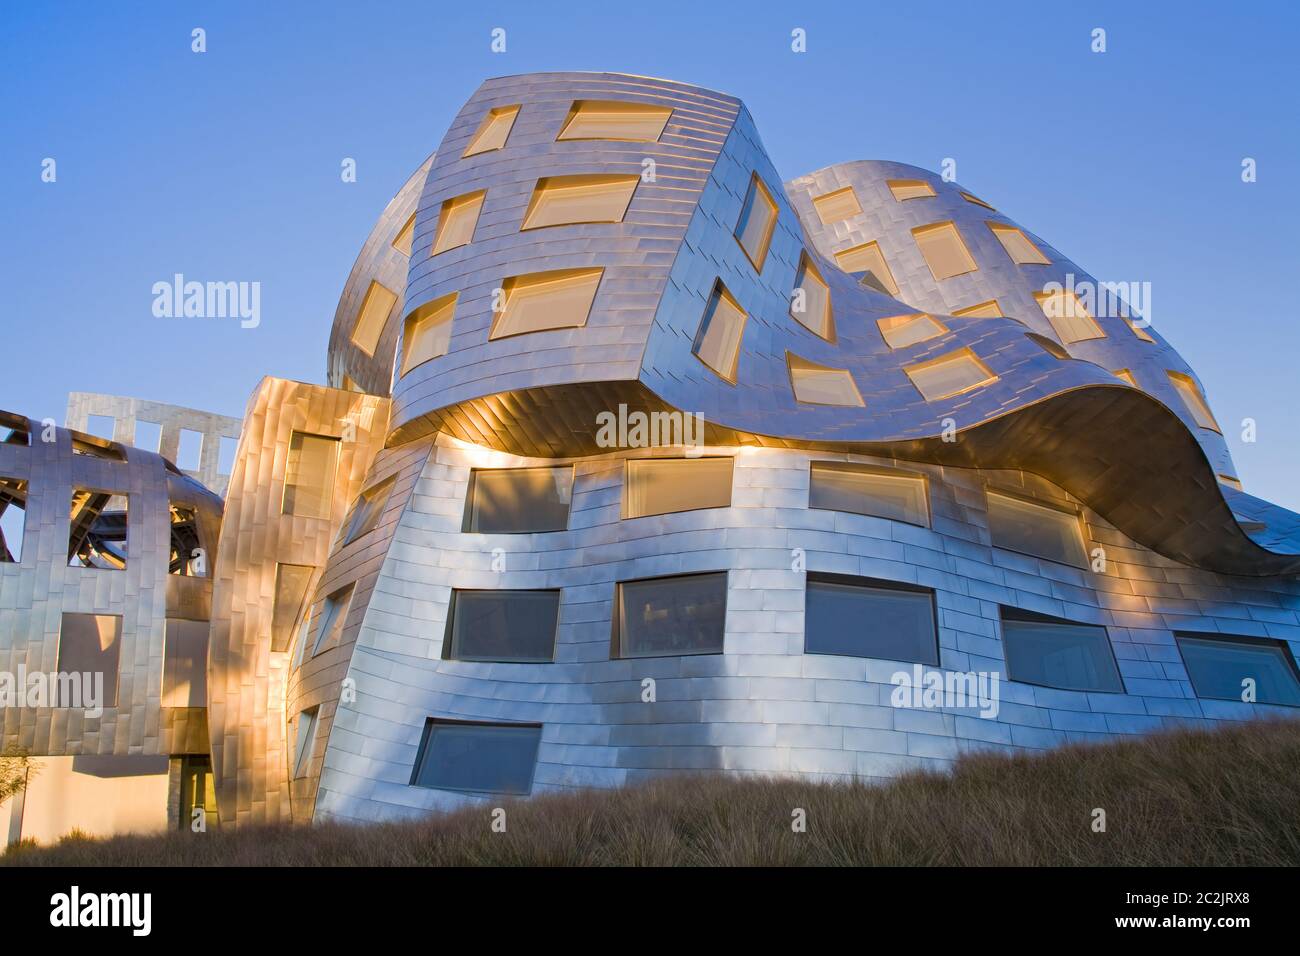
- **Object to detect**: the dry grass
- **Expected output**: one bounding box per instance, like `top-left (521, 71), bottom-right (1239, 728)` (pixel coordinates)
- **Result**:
top-left (5, 719), bottom-right (1299, 866)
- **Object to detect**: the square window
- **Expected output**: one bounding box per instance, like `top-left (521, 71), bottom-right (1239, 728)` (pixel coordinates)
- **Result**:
top-left (734, 174), bottom-right (778, 271)
top-left (904, 348), bottom-right (998, 401)
top-left (912, 222), bottom-right (978, 280)
top-left (430, 190), bottom-right (486, 256)
top-left (557, 100), bottom-right (671, 142)
top-left (888, 179), bottom-right (936, 201)
top-left (811, 186), bottom-right (862, 224)
top-left (986, 490), bottom-right (1087, 568)
top-left (463, 105), bottom-right (520, 157)
top-left (988, 223), bottom-right (1050, 265)
top-left (787, 354), bottom-right (864, 407)
top-left (522, 174), bottom-right (638, 230)
top-left (692, 282), bottom-right (747, 381)
top-left (411, 720), bottom-right (542, 795)
top-left (1000, 608), bottom-right (1123, 693)
top-left (834, 242), bottom-right (898, 295)
top-left (85, 414), bottom-right (115, 441)
top-left (1167, 371), bottom-right (1221, 432)
top-left (805, 575), bottom-right (938, 664)
top-left (877, 312), bottom-right (947, 349)
top-left (133, 419), bottom-right (162, 453)
top-left (790, 254), bottom-right (833, 339)
top-left (1175, 634), bottom-right (1300, 707)
top-left (463, 466), bottom-right (573, 533)
top-left (809, 463), bottom-right (929, 527)
top-left (443, 589), bottom-right (561, 663)
top-left (57, 612), bottom-right (122, 708)
top-left (282, 432), bottom-right (339, 520)
top-left (68, 488), bottom-right (128, 569)
top-left (624, 458), bottom-right (733, 518)
top-left (162, 619), bottom-right (209, 708)
top-left (491, 268), bottom-right (603, 339)
top-left (400, 293), bottom-right (457, 375)
top-left (1034, 290), bottom-right (1105, 344)
top-left (614, 572), bottom-right (727, 658)
top-left (350, 280), bottom-right (398, 356)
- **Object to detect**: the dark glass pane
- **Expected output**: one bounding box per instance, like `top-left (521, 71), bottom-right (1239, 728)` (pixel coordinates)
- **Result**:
top-left (449, 590), bottom-right (559, 662)
top-left (1177, 636), bottom-right (1300, 707)
top-left (413, 722), bottom-right (542, 794)
top-left (805, 580), bottom-right (937, 664)
top-left (467, 467), bottom-right (572, 533)
top-left (619, 573), bottom-right (726, 658)
top-left (1002, 616), bottom-right (1122, 692)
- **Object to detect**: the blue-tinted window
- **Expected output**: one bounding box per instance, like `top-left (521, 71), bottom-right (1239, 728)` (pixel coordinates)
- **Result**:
top-left (616, 572), bottom-right (727, 658)
top-left (1001, 608), bottom-right (1123, 693)
top-left (805, 576), bottom-right (938, 664)
top-left (444, 589), bottom-right (560, 663)
top-left (411, 720), bottom-right (542, 795)
top-left (1176, 634), bottom-right (1300, 707)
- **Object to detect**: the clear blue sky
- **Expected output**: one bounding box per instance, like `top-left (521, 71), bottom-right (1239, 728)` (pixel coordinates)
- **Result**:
top-left (2, 1), bottom-right (1297, 509)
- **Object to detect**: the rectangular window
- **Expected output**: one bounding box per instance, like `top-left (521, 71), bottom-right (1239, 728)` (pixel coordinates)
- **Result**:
top-left (952, 299), bottom-right (1002, 318)
top-left (292, 707), bottom-right (319, 778)
top-left (557, 100), bottom-right (671, 142)
top-left (791, 254), bottom-right (833, 339)
top-left (888, 179), bottom-right (936, 201)
top-left (57, 612), bottom-right (122, 707)
top-left (350, 280), bottom-right (398, 356)
top-left (614, 572), bottom-right (727, 658)
top-left (168, 504), bottom-right (204, 576)
top-left (1, 412), bottom-right (30, 446)
top-left (988, 223), bottom-right (1050, 265)
top-left (805, 575), bottom-right (938, 664)
top-left (1175, 634), bottom-right (1300, 707)
top-left (71, 436), bottom-right (124, 461)
top-left (177, 428), bottom-right (203, 471)
top-left (340, 476), bottom-right (395, 546)
top-left (692, 282), bottom-right (747, 381)
top-left (624, 458), bottom-right (733, 518)
top-left (311, 585), bottom-right (353, 656)
top-left (218, 435), bottom-right (239, 476)
top-left (68, 489), bottom-right (128, 569)
top-left (904, 348), bottom-right (997, 401)
top-left (811, 186), bottom-right (862, 224)
top-left (392, 213), bottom-right (416, 256)
top-left (430, 190), bottom-right (485, 256)
top-left (162, 619), bottom-right (209, 708)
top-left (877, 312), bottom-right (947, 349)
top-left (85, 414), bottom-right (115, 441)
top-left (1034, 290), bottom-right (1105, 344)
top-left (1001, 608), bottom-right (1123, 693)
top-left (809, 463), bottom-right (929, 527)
top-left (282, 432), bottom-right (339, 519)
top-left (463, 104), bottom-right (519, 157)
top-left (834, 241), bottom-right (898, 295)
top-left (521, 174), bottom-right (638, 230)
top-left (490, 267), bottom-right (603, 339)
top-left (912, 222), bottom-right (978, 280)
top-left (986, 490), bottom-right (1087, 567)
top-left (961, 192), bottom-right (996, 210)
top-left (272, 563), bottom-right (314, 653)
top-left (411, 719), bottom-right (542, 795)
top-left (443, 589), bottom-right (560, 663)
top-left (463, 466), bottom-right (573, 533)
top-left (1167, 371), bottom-right (1221, 432)
top-left (133, 419), bottom-right (162, 453)
top-left (788, 354), bottom-right (864, 407)
top-left (401, 293), bottom-right (457, 375)
top-left (0, 477), bottom-right (27, 563)
top-left (734, 174), bottom-right (778, 271)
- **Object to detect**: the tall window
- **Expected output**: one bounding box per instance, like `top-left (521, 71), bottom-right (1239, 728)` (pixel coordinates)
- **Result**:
top-left (1167, 371), bottom-right (1221, 432)
top-left (805, 575), bottom-right (938, 664)
top-left (411, 720), bottom-right (542, 795)
top-left (734, 174), bottom-right (778, 271)
top-left (162, 619), bottom-right (209, 708)
top-left (614, 572), bottom-right (727, 658)
top-left (809, 463), bottom-right (929, 527)
top-left (310, 585), bottom-right (353, 656)
top-left (463, 104), bottom-right (520, 157)
top-left (340, 476), bottom-right (396, 546)
top-left (401, 294), bottom-right (457, 375)
top-left (692, 282), bottom-right (747, 381)
top-left (624, 458), bottom-right (732, 518)
top-left (292, 707), bottom-right (319, 778)
top-left (272, 563), bottom-right (314, 652)
top-left (430, 191), bottom-right (486, 256)
top-left (1000, 608), bottom-right (1123, 693)
top-left (282, 432), bottom-right (339, 519)
top-left (1175, 634), bottom-right (1300, 707)
top-left (443, 590), bottom-right (560, 663)
top-left (0, 476), bottom-right (27, 563)
top-left (791, 254), bottom-right (833, 339)
top-left (57, 613), bottom-right (122, 708)
top-left (463, 466), bottom-right (573, 533)
top-left (986, 490), bottom-right (1087, 567)
top-left (350, 280), bottom-right (397, 356)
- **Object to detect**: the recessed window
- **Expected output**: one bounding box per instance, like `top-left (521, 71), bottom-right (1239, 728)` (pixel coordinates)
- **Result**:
top-left (71, 436), bottom-right (125, 461)
top-left (1217, 474), bottom-right (1243, 491)
top-left (1167, 371), bottom-right (1220, 431)
top-left (168, 504), bottom-right (205, 576)
top-left (68, 488), bottom-right (128, 569)
top-left (521, 174), bottom-right (638, 230)
top-left (787, 353), bottom-right (864, 407)
top-left (0, 411), bottom-right (30, 446)
top-left (443, 589), bottom-right (560, 663)
top-left (877, 312), bottom-right (947, 349)
top-left (463, 466), bottom-right (573, 533)
top-left (904, 348), bottom-right (997, 401)
top-left (463, 104), bottom-right (520, 157)
top-left (809, 463), bottom-right (929, 527)
top-left (1113, 368), bottom-right (1137, 386)
top-left (614, 572), bottom-right (727, 658)
top-left (133, 419), bottom-right (162, 453)
top-left (340, 476), bottom-right (395, 546)
top-left (961, 192), bottom-right (996, 210)
top-left (887, 179), bottom-right (936, 201)
top-left (283, 432), bottom-right (339, 520)
top-left (177, 428), bottom-right (203, 471)
top-left (557, 100), bottom-right (672, 142)
top-left (952, 299), bottom-right (1003, 318)
top-left (734, 174), bottom-right (778, 271)
top-left (1176, 634), bottom-right (1300, 707)
top-left (790, 254), bottom-right (833, 339)
top-left (0, 476), bottom-right (27, 563)
top-left (1026, 332), bottom-right (1071, 359)
top-left (624, 458), bottom-right (733, 518)
top-left (401, 293), bottom-right (457, 375)
top-left (392, 213), bottom-right (416, 256)
top-left (430, 190), bottom-right (485, 256)
top-left (692, 282), bottom-right (746, 381)
top-left (1001, 608), bottom-right (1123, 693)
top-left (834, 242), bottom-right (898, 295)
top-left (162, 619), bottom-right (209, 708)
top-left (292, 707), bottom-right (319, 778)
top-left (411, 720), bottom-right (542, 795)
top-left (1126, 319), bottom-right (1156, 343)
top-left (986, 490), bottom-right (1087, 568)
top-left (811, 186), bottom-right (862, 224)
top-left (310, 585), bottom-right (353, 656)
top-left (490, 268), bottom-right (603, 340)
top-left (1034, 290), bottom-right (1105, 344)
top-left (350, 280), bottom-right (398, 356)
top-left (57, 612), bottom-right (121, 707)
top-left (805, 575), bottom-right (938, 664)
top-left (272, 563), bottom-right (314, 653)
top-left (988, 223), bottom-right (1050, 265)
top-left (913, 222), bottom-right (978, 280)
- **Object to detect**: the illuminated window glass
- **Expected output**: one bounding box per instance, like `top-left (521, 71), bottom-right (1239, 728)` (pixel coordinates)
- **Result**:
top-left (350, 281), bottom-right (397, 356)
top-left (791, 254), bottom-right (833, 339)
top-left (463, 466), bottom-right (573, 533)
top-left (835, 241), bottom-right (898, 295)
top-left (1217, 474), bottom-right (1243, 491)
top-left (812, 186), bottom-right (862, 224)
top-left (521, 174), bottom-right (638, 230)
top-left (443, 589), bottom-right (560, 663)
top-left (988, 223), bottom-right (1050, 265)
top-left (986, 491), bottom-right (1087, 567)
top-left (1034, 290), bottom-right (1105, 344)
top-left (961, 192), bottom-right (996, 210)
top-left (877, 313), bottom-right (947, 349)
top-left (734, 174), bottom-right (778, 271)
top-left (912, 222), bottom-right (978, 280)
top-left (430, 190), bottom-right (486, 256)
top-left (463, 104), bottom-right (519, 157)
top-left (1026, 332), bottom-right (1070, 359)
top-left (1176, 634), bottom-right (1300, 707)
top-left (624, 458), bottom-right (733, 519)
top-left (491, 268), bottom-right (603, 340)
top-left (272, 563), bottom-right (314, 653)
top-left (952, 300), bottom-right (1003, 318)
top-left (904, 348), bottom-right (998, 401)
top-left (1001, 608), bottom-right (1123, 693)
top-left (557, 100), bottom-right (671, 142)
top-left (809, 463), bottom-right (929, 527)
top-left (615, 572), bottom-right (727, 658)
top-left (1113, 368), bottom-right (1137, 386)
top-left (392, 213), bottom-right (415, 256)
top-left (1127, 319), bottom-right (1157, 343)
top-left (887, 179), bottom-right (936, 201)
top-left (1167, 371), bottom-right (1220, 431)
top-left (692, 282), bottom-right (747, 381)
top-left (806, 575), bottom-right (938, 664)
top-left (401, 293), bottom-right (457, 376)
top-left (283, 432), bottom-right (339, 519)
top-left (788, 354), bottom-right (864, 407)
